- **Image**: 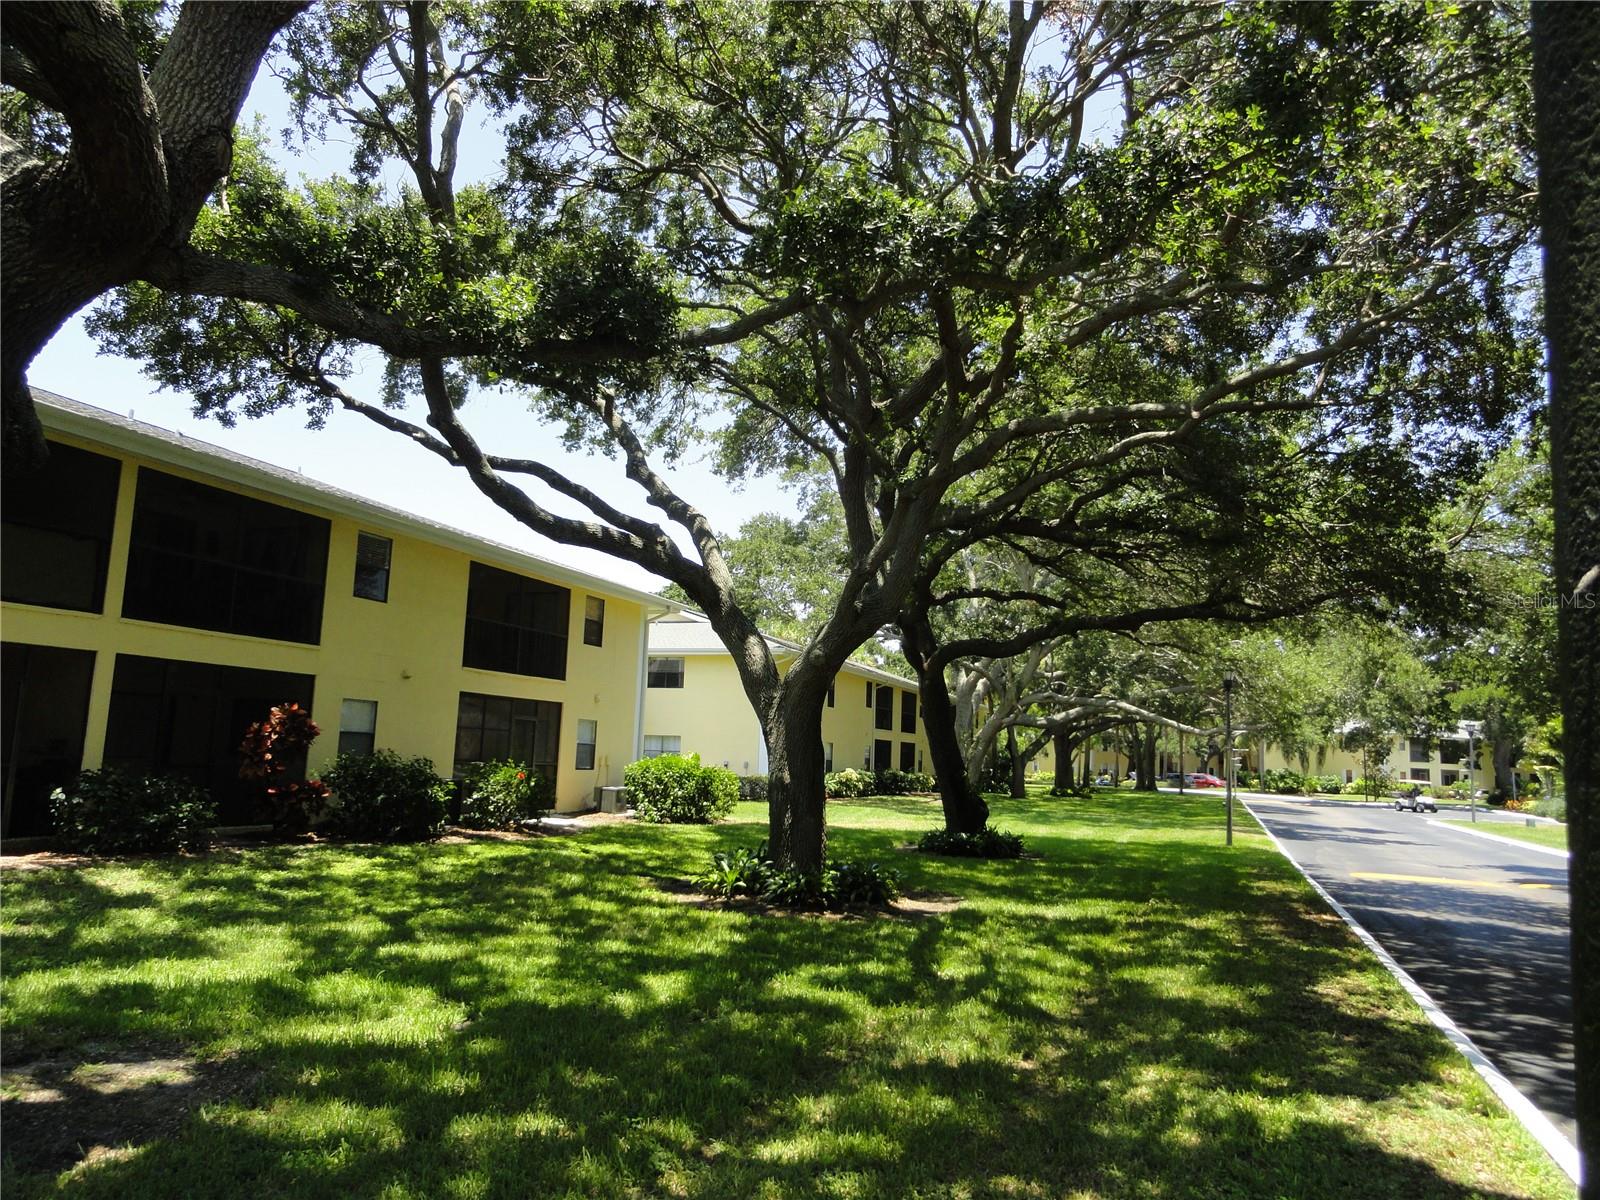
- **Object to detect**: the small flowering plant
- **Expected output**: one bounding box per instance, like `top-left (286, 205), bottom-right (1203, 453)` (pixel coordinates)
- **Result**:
top-left (458, 760), bottom-right (552, 829)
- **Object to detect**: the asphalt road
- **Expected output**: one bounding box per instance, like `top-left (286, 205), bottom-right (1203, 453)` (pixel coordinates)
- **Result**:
top-left (1238, 795), bottom-right (1575, 1146)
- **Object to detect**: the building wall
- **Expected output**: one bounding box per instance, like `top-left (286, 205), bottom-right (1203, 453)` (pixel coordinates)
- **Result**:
top-left (3, 429), bottom-right (653, 816)
top-left (642, 654), bottom-right (764, 772)
top-left (643, 655), bottom-right (933, 780)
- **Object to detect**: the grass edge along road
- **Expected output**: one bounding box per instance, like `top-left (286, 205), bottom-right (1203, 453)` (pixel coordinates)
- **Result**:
top-left (0, 789), bottom-right (1574, 1199)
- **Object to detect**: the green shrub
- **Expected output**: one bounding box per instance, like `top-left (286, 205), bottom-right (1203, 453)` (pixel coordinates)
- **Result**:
top-left (824, 767), bottom-right (873, 798)
top-left (695, 846), bottom-right (768, 897)
top-left (1261, 768), bottom-right (1306, 794)
top-left (624, 753), bottom-right (737, 823)
top-left (1308, 775), bottom-right (1342, 795)
top-left (695, 843), bottom-right (900, 909)
top-left (323, 750), bottom-right (451, 842)
top-left (916, 825), bottom-right (1025, 859)
top-left (736, 774), bottom-right (768, 801)
top-left (50, 768), bottom-right (216, 854)
top-left (458, 760), bottom-right (553, 829)
top-left (1534, 794), bottom-right (1567, 821)
top-left (874, 770), bottom-right (934, 795)
top-left (1342, 776), bottom-right (1391, 796)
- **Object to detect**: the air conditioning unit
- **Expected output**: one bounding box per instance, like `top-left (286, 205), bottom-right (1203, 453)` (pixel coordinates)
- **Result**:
top-left (595, 785), bottom-right (629, 813)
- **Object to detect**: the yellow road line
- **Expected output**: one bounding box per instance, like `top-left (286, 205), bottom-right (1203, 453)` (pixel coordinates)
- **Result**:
top-left (1351, 871), bottom-right (1554, 891)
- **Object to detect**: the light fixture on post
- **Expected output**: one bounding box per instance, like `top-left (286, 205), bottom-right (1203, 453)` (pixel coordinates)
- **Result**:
top-left (1222, 670), bottom-right (1238, 846)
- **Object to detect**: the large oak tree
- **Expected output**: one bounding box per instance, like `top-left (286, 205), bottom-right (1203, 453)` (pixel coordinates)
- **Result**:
top-left (54, 1), bottom-right (1538, 873)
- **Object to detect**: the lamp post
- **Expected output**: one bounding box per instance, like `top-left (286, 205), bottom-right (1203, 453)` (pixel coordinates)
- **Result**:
top-left (1223, 670), bottom-right (1238, 846)
top-left (1463, 720), bottom-right (1480, 824)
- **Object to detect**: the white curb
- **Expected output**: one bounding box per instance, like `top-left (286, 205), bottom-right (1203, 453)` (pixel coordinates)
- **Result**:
top-left (1239, 798), bottom-right (1581, 1185)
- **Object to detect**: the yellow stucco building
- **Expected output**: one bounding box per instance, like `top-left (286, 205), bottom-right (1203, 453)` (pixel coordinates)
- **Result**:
top-left (2, 391), bottom-right (677, 836)
top-left (643, 613), bottom-right (932, 780)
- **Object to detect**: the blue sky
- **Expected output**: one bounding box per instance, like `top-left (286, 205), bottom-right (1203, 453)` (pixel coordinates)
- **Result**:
top-left (31, 53), bottom-right (797, 593)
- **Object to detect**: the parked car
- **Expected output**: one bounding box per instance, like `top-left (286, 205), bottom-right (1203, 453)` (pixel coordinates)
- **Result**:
top-left (1393, 786), bottom-right (1438, 813)
top-left (1186, 772), bottom-right (1225, 788)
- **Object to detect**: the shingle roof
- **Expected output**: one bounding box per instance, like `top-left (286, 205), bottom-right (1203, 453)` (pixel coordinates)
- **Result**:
top-left (32, 388), bottom-right (683, 614)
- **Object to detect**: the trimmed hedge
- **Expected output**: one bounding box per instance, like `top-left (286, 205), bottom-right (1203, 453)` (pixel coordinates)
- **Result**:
top-left (323, 750), bottom-right (451, 842)
top-left (624, 753), bottom-right (738, 823)
top-left (50, 768), bottom-right (216, 854)
top-left (824, 767), bottom-right (874, 798)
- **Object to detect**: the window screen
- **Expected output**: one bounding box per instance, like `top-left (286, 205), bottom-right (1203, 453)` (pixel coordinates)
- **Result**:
top-left (576, 719), bottom-right (598, 770)
top-left (453, 691), bottom-right (561, 779)
top-left (354, 533), bottom-right (392, 602)
top-left (338, 699), bottom-right (378, 756)
top-left (462, 562), bottom-right (570, 679)
top-left (583, 596), bottom-right (605, 646)
top-left (1, 440), bottom-right (121, 613)
top-left (122, 467), bottom-right (329, 644)
top-left (874, 684), bottom-right (894, 731)
top-left (647, 658), bottom-right (684, 688)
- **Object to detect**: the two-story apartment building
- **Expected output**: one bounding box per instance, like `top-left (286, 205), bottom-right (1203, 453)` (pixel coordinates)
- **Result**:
top-left (643, 613), bottom-right (932, 778)
top-left (1, 391), bottom-right (677, 838)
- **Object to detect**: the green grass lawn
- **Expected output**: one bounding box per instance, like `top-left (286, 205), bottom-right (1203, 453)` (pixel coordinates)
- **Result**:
top-left (1440, 819), bottom-right (1569, 852)
top-left (0, 790), bottom-right (1573, 1199)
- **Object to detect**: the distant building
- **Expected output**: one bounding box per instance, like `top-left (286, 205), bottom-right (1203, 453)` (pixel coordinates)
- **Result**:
top-left (644, 612), bottom-right (931, 778)
top-left (2, 391), bottom-right (678, 837)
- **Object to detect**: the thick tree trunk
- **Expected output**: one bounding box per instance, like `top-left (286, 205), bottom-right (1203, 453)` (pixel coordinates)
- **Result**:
top-left (1053, 732), bottom-right (1073, 793)
top-left (900, 604), bottom-right (988, 833)
top-left (1007, 726), bottom-right (1026, 798)
top-left (1133, 723), bottom-right (1158, 790)
top-left (762, 685), bottom-right (829, 875)
top-left (1491, 739), bottom-right (1516, 800)
top-left (1533, 5), bottom-right (1600, 1181)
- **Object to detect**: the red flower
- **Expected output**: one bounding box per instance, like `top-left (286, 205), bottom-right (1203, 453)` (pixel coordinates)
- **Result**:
top-left (516, 771), bottom-right (526, 780)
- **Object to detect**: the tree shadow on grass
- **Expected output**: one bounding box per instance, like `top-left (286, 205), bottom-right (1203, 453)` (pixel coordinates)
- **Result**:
top-left (0, 814), bottom-right (1572, 1199)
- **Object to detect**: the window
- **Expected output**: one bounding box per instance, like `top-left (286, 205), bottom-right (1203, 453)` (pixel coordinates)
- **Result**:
top-left (874, 684), bottom-right (894, 731)
top-left (102, 654), bottom-right (315, 825)
top-left (1, 643), bottom-right (96, 838)
top-left (1409, 738), bottom-right (1432, 763)
top-left (643, 734), bottom-right (681, 758)
top-left (899, 741), bottom-right (916, 771)
top-left (2, 440), bottom-right (121, 613)
top-left (453, 691), bottom-right (561, 779)
top-left (1440, 739), bottom-right (1465, 765)
top-left (1409, 768), bottom-right (1431, 783)
top-left (1442, 770), bottom-right (1459, 786)
top-left (647, 657), bottom-right (685, 688)
top-left (584, 596), bottom-right (605, 647)
top-left (824, 742), bottom-right (834, 772)
top-left (354, 533), bottom-right (392, 602)
top-left (900, 689), bottom-right (916, 734)
top-left (1345, 768), bottom-right (1355, 784)
top-left (462, 562), bottom-right (570, 679)
top-left (873, 739), bottom-right (892, 772)
top-left (576, 719), bottom-right (598, 770)
top-left (337, 699), bottom-right (378, 756)
top-left (122, 467), bottom-right (330, 644)
top-left (866, 680), bottom-right (873, 707)
top-left (827, 681), bottom-right (835, 708)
